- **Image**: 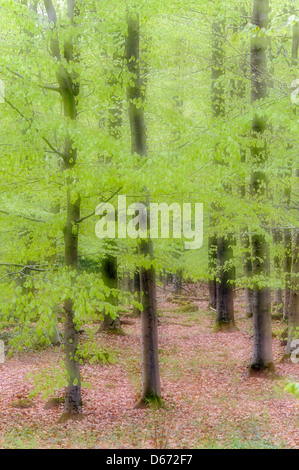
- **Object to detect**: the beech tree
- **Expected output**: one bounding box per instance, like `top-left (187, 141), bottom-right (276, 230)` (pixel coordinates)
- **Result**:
top-left (248, 0), bottom-right (274, 373)
top-left (210, 17), bottom-right (235, 330)
top-left (125, 11), bottom-right (162, 408)
top-left (285, 5), bottom-right (299, 358)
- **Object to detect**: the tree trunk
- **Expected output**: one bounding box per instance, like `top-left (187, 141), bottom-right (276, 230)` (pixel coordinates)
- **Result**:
top-left (208, 237), bottom-right (217, 310)
top-left (273, 288), bottom-right (283, 316)
top-left (249, 0), bottom-right (274, 374)
top-left (215, 236), bottom-right (236, 330)
top-left (284, 231), bottom-right (299, 358)
top-left (63, 298), bottom-right (82, 417)
top-left (62, 190), bottom-right (82, 418)
top-left (284, 1), bottom-right (299, 359)
top-left (44, 0), bottom-right (83, 417)
top-left (99, 53), bottom-right (124, 332)
top-left (291, 0), bottom-right (299, 65)
top-left (234, 11), bottom-right (254, 320)
top-left (172, 269), bottom-right (183, 294)
top-left (125, 12), bottom-right (161, 407)
top-left (99, 244), bottom-right (123, 334)
top-left (250, 236), bottom-right (274, 371)
top-left (241, 230), bottom-right (254, 318)
top-left (133, 269), bottom-right (141, 315)
top-left (100, 313), bottom-right (122, 332)
top-left (273, 229), bottom-right (283, 317)
top-left (138, 238), bottom-right (161, 407)
top-left (162, 269), bottom-right (167, 293)
top-left (211, 19), bottom-right (235, 327)
top-left (284, 215), bottom-right (292, 321)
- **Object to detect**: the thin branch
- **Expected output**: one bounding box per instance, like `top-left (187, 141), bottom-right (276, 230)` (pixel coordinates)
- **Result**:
top-left (41, 85), bottom-right (61, 93)
top-left (42, 137), bottom-right (68, 160)
top-left (4, 98), bottom-right (30, 122)
top-left (0, 264), bottom-right (46, 281)
top-left (75, 187), bottom-right (123, 224)
top-left (0, 210), bottom-right (45, 223)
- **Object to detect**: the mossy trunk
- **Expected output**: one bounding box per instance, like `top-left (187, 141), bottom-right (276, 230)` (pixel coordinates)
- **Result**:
top-left (44, 0), bottom-right (83, 417)
top-left (62, 192), bottom-right (82, 416)
top-left (62, 298), bottom-right (82, 418)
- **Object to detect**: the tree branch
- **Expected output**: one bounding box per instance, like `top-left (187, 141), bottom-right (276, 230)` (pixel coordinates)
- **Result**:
top-left (42, 137), bottom-right (68, 160)
top-left (75, 187), bottom-right (123, 224)
top-left (43, 0), bottom-right (61, 61)
top-left (0, 210), bottom-right (45, 223)
top-left (41, 85), bottom-right (61, 93)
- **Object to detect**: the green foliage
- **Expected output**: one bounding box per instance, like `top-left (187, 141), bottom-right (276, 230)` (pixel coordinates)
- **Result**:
top-left (285, 382), bottom-right (299, 398)
top-left (0, 0), bottom-right (297, 402)
top-left (77, 340), bottom-right (116, 365)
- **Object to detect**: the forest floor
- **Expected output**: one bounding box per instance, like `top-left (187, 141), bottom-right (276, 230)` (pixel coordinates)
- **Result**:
top-left (0, 284), bottom-right (298, 449)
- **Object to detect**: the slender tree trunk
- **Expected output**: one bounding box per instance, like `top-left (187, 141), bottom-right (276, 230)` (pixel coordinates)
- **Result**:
top-left (211, 19), bottom-right (235, 328)
top-left (241, 230), bottom-right (254, 318)
top-left (99, 242), bottom-right (123, 334)
top-left (284, 231), bottom-right (299, 358)
top-left (125, 13), bottom-right (161, 407)
top-left (138, 237), bottom-right (161, 407)
top-left (172, 269), bottom-right (183, 294)
top-left (48, 204), bottom-right (61, 345)
top-left (163, 269), bottom-right (167, 293)
top-left (63, 297), bottom-right (82, 416)
top-left (291, 0), bottom-right (299, 65)
top-left (215, 236), bottom-right (236, 329)
top-left (133, 269), bottom-right (141, 315)
top-left (283, 3), bottom-right (298, 322)
top-left (208, 234), bottom-right (217, 310)
top-left (99, 64), bottom-right (123, 332)
top-left (273, 287), bottom-right (283, 316)
top-left (284, 14), bottom-right (299, 356)
top-left (283, 193), bottom-right (292, 321)
top-left (249, 0), bottom-right (274, 373)
top-left (44, 0), bottom-right (83, 417)
top-left (236, 49), bottom-right (254, 319)
top-left (62, 134), bottom-right (82, 418)
top-left (273, 229), bottom-right (283, 317)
